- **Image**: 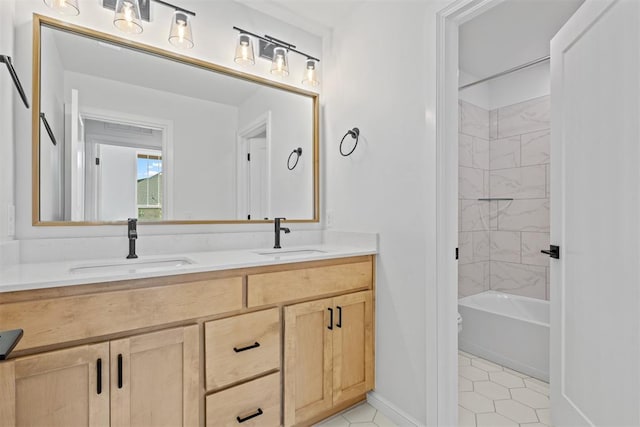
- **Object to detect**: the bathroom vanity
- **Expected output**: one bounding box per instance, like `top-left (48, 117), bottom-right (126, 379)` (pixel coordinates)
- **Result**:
top-left (0, 249), bottom-right (375, 427)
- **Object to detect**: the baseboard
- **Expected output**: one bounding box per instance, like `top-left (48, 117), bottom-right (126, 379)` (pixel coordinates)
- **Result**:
top-left (366, 391), bottom-right (423, 427)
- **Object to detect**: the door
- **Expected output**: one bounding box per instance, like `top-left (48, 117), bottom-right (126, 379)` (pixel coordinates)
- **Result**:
top-left (248, 137), bottom-right (268, 220)
top-left (550, 1), bottom-right (640, 425)
top-left (0, 343), bottom-right (110, 426)
top-left (96, 143), bottom-right (138, 221)
top-left (110, 326), bottom-right (199, 427)
top-left (284, 297), bottom-right (334, 427)
top-left (332, 291), bottom-right (374, 405)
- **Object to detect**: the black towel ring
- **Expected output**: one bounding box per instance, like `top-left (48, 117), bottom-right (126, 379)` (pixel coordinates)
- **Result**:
top-left (340, 127), bottom-right (360, 156)
top-left (287, 147), bottom-right (302, 170)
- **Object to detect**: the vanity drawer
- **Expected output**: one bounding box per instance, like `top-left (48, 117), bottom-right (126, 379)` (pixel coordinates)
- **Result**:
top-left (205, 372), bottom-right (281, 427)
top-left (247, 257), bottom-right (373, 307)
top-left (205, 308), bottom-right (280, 390)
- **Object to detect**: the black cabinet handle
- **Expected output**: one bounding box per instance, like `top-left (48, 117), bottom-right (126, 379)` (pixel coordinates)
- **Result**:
top-left (234, 342), bottom-right (260, 353)
top-left (117, 354), bottom-right (123, 389)
top-left (541, 245), bottom-right (560, 259)
top-left (337, 306), bottom-right (342, 328)
top-left (96, 358), bottom-right (102, 395)
top-left (237, 408), bottom-right (263, 423)
top-left (328, 307), bottom-right (333, 330)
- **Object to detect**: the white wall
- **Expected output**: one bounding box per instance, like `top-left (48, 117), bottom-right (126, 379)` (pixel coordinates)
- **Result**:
top-left (12, 0), bottom-right (321, 239)
top-left (323, 2), bottom-right (451, 424)
top-left (238, 86), bottom-right (314, 219)
top-left (0, 0), bottom-right (16, 242)
top-left (39, 28), bottom-right (65, 221)
top-left (459, 62), bottom-right (550, 110)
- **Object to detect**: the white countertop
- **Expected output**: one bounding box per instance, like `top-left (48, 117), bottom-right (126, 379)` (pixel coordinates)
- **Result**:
top-left (0, 244), bottom-right (376, 293)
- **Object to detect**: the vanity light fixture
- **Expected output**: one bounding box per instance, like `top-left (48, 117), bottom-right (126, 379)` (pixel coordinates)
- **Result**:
top-left (43, 0), bottom-right (80, 16)
top-left (232, 26), bottom-right (320, 85)
top-left (104, 0), bottom-right (196, 49)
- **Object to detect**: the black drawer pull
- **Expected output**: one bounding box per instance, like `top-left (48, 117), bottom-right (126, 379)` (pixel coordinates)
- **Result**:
top-left (237, 408), bottom-right (263, 423)
top-left (117, 354), bottom-right (123, 389)
top-left (96, 358), bottom-right (102, 395)
top-left (234, 342), bottom-right (260, 353)
top-left (328, 307), bottom-right (333, 330)
top-left (337, 306), bottom-right (342, 328)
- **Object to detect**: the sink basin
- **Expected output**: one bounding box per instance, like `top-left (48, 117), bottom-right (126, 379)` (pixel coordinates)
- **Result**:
top-left (70, 258), bottom-right (193, 275)
top-left (256, 249), bottom-right (326, 257)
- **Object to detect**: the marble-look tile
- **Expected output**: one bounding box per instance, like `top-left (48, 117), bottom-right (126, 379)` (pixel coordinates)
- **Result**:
top-left (459, 405), bottom-right (477, 427)
top-left (511, 387), bottom-right (550, 409)
top-left (460, 366), bottom-right (490, 382)
top-left (459, 391), bottom-right (494, 413)
top-left (490, 261), bottom-right (546, 299)
top-left (472, 357), bottom-right (503, 372)
top-left (461, 101), bottom-right (490, 139)
top-left (343, 403), bottom-right (376, 423)
top-left (373, 411), bottom-right (396, 427)
top-left (497, 199), bottom-right (550, 232)
top-left (476, 412), bottom-right (518, 427)
top-left (315, 415), bottom-right (350, 427)
top-left (490, 231), bottom-right (521, 263)
top-left (459, 376), bottom-right (474, 392)
top-left (490, 165), bottom-right (546, 199)
top-left (491, 136), bottom-right (521, 170)
top-left (473, 231), bottom-right (491, 262)
top-left (473, 138), bottom-right (490, 169)
top-left (460, 167), bottom-right (485, 199)
top-left (521, 232), bottom-right (550, 266)
top-left (489, 109), bottom-right (498, 140)
top-left (498, 95), bottom-right (550, 139)
top-left (545, 165), bottom-right (550, 197)
top-left (521, 129), bottom-right (550, 166)
top-left (459, 262), bottom-right (489, 297)
top-left (489, 200), bottom-right (499, 230)
top-left (495, 400), bottom-right (539, 423)
top-left (459, 232), bottom-right (473, 264)
top-left (524, 378), bottom-right (550, 397)
top-left (546, 267), bottom-right (550, 301)
top-left (474, 381), bottom-right (510, 400)
top-left (536, 408), bottom-right (551, 425)
top-left (489, 371), bottom-right (526, 388)
top-left (461, 201), bottom-right (492, 232)
top-left (460, 133), bottom-right (474, 168)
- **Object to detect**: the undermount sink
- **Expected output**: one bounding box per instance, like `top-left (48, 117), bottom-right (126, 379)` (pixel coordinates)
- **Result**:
top-left (255, 249), bottom-right (327, 257)
top-left (70, 258), bottom-right (194, 275)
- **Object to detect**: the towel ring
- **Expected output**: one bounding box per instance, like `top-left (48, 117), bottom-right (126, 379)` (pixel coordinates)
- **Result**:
top-left (287, 147), bottom-right (302, 170)
top-left (340, 127), bottom-right (360, 156)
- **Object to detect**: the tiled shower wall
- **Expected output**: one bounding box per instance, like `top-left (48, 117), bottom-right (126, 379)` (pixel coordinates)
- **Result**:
top-left (459, 96), bottom-right (551, 300)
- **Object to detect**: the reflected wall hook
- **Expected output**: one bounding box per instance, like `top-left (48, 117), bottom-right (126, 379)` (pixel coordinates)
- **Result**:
top-left (287, 147), bottom-right (302, 170)
top-left (40, 113), bottom-right (57, 146)
top-left (0, 55), bottom-right (29, 109)
top-left (340, 127), bottom-right (360, 157)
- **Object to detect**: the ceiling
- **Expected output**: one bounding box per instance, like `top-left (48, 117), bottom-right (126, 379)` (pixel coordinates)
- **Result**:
top-left (459, 0), bottom-right (584, 79)
top-left (45, 26), bottom-right (262, 108)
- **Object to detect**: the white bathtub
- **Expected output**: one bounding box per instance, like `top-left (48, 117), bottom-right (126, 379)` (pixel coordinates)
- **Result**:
top-left (458, 290), bottom-right (549, 382)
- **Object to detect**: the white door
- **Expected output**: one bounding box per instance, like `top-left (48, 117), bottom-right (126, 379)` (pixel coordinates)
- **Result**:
top-left (550, 1), bottom-right (640, 426)
top-left (248, 137), bottom-right (268, 220)
top-left (96, 143), bottom-right (137, 221)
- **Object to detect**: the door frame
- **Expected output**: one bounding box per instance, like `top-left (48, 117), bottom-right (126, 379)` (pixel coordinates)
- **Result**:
top-left (433, 0), bottom-right (505, 424)
top-left (236, 111), bottom-right (272, 220)
top-left (78, 107), bottom-right (174, 220)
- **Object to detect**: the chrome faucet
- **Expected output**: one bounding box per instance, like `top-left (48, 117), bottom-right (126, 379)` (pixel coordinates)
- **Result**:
top-left (274, 217), bottom-right (290, 249)
top-left (127, 218), bottom-right (138, 259)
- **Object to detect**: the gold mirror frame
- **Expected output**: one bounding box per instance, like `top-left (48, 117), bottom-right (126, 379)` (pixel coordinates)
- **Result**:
top-left (32, 14), bottom-right (320, 226)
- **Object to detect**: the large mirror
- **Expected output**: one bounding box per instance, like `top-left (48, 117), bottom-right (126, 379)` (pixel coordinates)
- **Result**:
top-left (33, 16), bottom-right (318, 225)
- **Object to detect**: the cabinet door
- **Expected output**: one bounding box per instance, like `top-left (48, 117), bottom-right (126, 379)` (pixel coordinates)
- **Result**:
top-left (332, 291), bottom-right (374, 405)
top-left (110, 325), bottom-right (199, 427)
top-left (284, 297), bottom-right (334, 427)
top-left (0, 343), bottom-right (110, 426)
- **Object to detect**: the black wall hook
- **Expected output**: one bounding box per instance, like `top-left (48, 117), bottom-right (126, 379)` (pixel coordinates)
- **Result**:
top-left (340, 127), bottom-right (360, 156)
top-left (0, 55), bottom-right (29, 109)
top-left (287, 147), bottom-right (302, 170)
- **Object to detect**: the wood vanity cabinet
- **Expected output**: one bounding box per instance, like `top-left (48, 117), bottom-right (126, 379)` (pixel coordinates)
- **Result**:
top-left (0, 255), bottom-right (375, 427)
top-left (283, 291), bottom-right (374, 427)
top-left (0, 325), bottom-right (198, 427)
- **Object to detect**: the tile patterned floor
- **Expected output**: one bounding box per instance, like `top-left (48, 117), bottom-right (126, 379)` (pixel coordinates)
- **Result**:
top-left (316, 351), bottom-right (550, 427)
top-left (314, 402), bottom-right (397, 427)
top-left (459, 351), bottom-right (551, 427)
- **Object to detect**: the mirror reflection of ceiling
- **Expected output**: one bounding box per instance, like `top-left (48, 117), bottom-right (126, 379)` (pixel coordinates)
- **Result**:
top-left (47, 26), bottom-right (260, 107)
top-left (459, 0), bottom-right (584, 79)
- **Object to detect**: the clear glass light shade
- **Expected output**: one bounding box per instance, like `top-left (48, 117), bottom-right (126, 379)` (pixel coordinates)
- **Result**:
top-left (113, 0), bottom-right (143, 34)
top-left (43, 0), bottom-right (79, 16)
top-left (270, 47), bottom-right (289, 77)
top-left (169, 12), bottom-right (194, 49)
top-left (234, 34), bottom-right (255, 65)
top-left (302, 59), bottom-right (320, 87)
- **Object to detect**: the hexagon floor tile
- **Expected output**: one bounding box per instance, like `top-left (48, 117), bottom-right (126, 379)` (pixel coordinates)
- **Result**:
top-left (314, 403), bottom-right (399, 427)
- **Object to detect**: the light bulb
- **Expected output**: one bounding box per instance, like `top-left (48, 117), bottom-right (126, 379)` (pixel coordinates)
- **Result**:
top-left (114, 0), bottom-right (143, 34)
top-left (234, 33), bottom-right (255, 65)
top-left (270, 47), bottom-right (289, 77)
top-left (169, 11), bottom-right (194, 49)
